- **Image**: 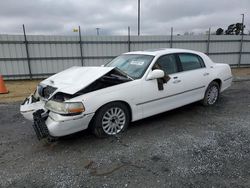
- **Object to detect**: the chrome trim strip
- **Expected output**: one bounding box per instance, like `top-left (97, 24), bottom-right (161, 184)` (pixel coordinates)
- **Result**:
top-left (136, 85), bottom-right (206, 106)
top-left (223, 76), bottom-right (233, 82)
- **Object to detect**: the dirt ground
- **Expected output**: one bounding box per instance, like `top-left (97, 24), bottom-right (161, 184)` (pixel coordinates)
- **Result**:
top-left (0, 80), bottom-right (250, 187)
top-left (231, 67), bottom-right (250, 76)
top-left (0, 80), bottom-right (41, 103)
top-left (0, 67), bottom-right (250, 103)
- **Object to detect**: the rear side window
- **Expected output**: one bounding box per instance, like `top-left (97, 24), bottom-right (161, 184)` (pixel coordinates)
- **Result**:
top-left (178, 53), bottom-right (205, 71)
top-left (153, 54), bottom-right (178, 74)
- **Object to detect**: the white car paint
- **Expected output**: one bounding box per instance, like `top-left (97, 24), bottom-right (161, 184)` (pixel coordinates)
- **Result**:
top-left (41, 66), bottom-right (114, 95)
top-left (20, 48), bottom-right (232, 137)
top-left (21, 100), bottom-right (46, 120)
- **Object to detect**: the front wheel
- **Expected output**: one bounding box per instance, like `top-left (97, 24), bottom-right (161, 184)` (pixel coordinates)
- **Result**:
top-left (91, 102), bottom-right (130, 137)
top-left (202, 81), bottom-right (220, 106)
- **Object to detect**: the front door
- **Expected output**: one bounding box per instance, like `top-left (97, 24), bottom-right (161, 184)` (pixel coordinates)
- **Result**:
top-left (138, 54), bottom-right (185, 118)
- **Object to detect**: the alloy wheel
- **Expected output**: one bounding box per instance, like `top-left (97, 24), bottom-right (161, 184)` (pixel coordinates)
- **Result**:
top-left (101, 107), bottom-right (126, 135)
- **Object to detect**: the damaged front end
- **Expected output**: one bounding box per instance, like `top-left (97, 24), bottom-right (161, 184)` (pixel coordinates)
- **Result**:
top-left (20, 66), bottom-right (132, 140)
top-left (20, 89), bottom-right (46, 121)
top-left (20, 86), bottom-right (57, 141)
top-left (20, 84), bottom-right (92, 140)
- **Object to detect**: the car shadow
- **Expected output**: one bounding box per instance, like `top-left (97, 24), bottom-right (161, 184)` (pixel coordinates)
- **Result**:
top-left (57, 101), bottom-right (204, 144)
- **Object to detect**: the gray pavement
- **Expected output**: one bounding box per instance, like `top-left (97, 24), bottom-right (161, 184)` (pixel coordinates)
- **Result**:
top-left (0, 81), bottom-right (250, 188)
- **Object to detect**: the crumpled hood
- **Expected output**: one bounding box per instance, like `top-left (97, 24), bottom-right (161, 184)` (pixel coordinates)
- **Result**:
top-left (41, 66), bottom-right (114, 95)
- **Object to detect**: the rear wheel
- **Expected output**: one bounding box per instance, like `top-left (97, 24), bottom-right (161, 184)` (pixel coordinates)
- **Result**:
top-left (91, 102), bottom-right (130, 137)
top-left (202, 81), bottom-right (220, 106)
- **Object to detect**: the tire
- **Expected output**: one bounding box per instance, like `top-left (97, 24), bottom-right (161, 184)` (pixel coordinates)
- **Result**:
top-left (91, 102), bottom-right (130, 138)
top-left (202, 81), bottom-right (220, 106)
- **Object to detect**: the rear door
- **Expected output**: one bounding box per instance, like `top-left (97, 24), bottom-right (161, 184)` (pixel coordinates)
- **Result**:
top-left (175, 53), bottom-right (211, 102)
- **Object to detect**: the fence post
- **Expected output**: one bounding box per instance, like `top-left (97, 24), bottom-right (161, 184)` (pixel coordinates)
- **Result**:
top-left (170, 27), bottom-right (173, 48)
top-left (128, 26), bottom-right (131, 52)
top-left (78, 26), bottom-right (84, 66)
top-left (22, 24), bottom-right (32, 79)
top-left (206, 28), bottom-right (211, 55)
top-left (238, 34), bottom-right (244, 67)
top-left (238, 14), bottom-right (245, 67)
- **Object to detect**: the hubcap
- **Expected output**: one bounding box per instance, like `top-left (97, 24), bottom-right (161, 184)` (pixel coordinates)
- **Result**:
top-left (207, 86), bottom-right (218, 105)
top-left (102, 107), bottom-right (126, 135)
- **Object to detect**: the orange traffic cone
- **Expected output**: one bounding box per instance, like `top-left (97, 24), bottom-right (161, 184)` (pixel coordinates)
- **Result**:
top-left (0, 75), bottom-right (8, 94)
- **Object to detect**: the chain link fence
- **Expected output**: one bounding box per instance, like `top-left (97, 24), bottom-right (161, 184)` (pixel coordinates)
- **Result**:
top-left (0, 27), bottom-right (250, 80)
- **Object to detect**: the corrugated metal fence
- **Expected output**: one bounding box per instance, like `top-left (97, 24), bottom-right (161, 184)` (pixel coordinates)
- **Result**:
top-left (0, 34), bottom-right (250, 80)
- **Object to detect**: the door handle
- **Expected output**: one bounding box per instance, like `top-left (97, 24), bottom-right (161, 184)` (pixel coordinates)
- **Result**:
top-left (173, 80), bottom-right (181, 84)
top-left (203, 73), bottom-right (209, 76)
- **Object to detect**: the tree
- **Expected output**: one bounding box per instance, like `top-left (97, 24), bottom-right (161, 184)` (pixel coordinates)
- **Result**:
top-left (216, 28), bottom-right (224, 35)
top-left (216, 23), bottom-right (245, 35)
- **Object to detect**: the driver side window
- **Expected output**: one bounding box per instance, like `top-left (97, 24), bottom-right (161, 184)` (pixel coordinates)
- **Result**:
top-left (153, 54), bottom-right (178, 75)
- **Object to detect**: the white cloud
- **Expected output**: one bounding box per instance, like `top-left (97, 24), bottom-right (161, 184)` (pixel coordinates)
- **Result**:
top-left (0, 0), bottom-right (249, 35)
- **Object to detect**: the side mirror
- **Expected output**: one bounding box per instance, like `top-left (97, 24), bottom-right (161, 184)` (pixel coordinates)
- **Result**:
top-left (146, 69), bottom-right (165, 80)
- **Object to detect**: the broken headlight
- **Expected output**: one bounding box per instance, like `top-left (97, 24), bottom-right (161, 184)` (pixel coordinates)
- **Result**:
top-left (45, 101), bottom-right (85, 115)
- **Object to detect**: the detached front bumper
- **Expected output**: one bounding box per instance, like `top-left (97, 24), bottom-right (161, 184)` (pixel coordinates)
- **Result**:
top-left (45, 112), bottom-right (94, 137)
top-left (32, 110), bottom-right (94, 139)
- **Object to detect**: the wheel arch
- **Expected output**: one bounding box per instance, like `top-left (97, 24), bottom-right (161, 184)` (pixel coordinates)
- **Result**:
top-left (211, 78), bottom-right (222, 91)
top-left (91, 100), bottom-right (133, 123)
top-left (202, 79), bottom-right (221, 106)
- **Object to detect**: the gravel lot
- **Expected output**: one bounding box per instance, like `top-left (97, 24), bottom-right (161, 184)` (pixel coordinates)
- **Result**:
top-left (0, 80), bottom-right (250, 188)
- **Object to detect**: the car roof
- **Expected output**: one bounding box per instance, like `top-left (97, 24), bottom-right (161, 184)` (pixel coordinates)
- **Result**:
top-left (124, 48), bottom-right (204, 57)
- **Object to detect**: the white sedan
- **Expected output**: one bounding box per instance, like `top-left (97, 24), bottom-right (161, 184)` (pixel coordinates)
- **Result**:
top-left (20, 48), bottom-right (232, 140)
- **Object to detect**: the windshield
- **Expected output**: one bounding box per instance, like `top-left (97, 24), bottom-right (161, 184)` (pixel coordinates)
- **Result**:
top-left (105, 54), bottom-right (154, 79)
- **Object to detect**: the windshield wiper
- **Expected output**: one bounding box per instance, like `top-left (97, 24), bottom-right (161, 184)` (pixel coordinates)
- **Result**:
top-left (114, 67), bottom-right (134, 80)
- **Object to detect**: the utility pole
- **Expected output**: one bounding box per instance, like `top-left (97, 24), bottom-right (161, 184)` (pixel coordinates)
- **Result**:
top-left (96, 28), bottom-right (100, 36)
top-left (138, 0), bottom-right (140, 36)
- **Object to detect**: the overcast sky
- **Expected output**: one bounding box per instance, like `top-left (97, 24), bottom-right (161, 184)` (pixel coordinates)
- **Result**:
top-left (0, 0), bottom-right (249, 35)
